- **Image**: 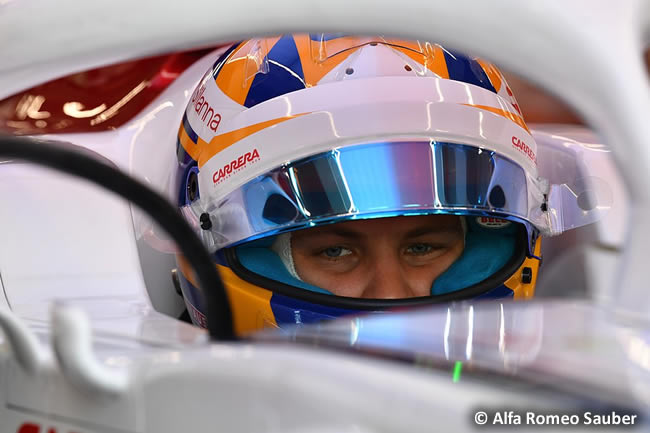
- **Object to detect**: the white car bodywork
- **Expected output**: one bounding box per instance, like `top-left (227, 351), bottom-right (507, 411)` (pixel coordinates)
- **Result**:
top-left (0, 0), bottom-right (649, 431)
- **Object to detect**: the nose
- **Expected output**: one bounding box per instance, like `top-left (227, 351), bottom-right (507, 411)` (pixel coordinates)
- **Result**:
top-left (360, 254), bottom-right (420, 299)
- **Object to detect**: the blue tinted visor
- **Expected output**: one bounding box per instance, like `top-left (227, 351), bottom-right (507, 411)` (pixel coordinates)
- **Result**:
top-left (199, 141), bottom-right (541, 253)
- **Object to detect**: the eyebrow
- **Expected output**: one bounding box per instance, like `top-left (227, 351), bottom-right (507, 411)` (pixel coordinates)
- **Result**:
top-left (403, 226), bottom-right (461, 239)
top-left (309, 227), bottom-right (364, 240)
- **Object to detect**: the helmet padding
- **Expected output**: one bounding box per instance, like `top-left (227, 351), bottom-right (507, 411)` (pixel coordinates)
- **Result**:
top-left (236, 217), bottom-right (517, 296)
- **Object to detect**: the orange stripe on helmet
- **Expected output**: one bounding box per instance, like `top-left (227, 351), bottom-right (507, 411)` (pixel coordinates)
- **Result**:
top-left (462, 103), bottom-right (530, 133)
top-left (296, 35), bottom-right (451, 82)
top-left (217, 264), bottom-right (278, 335)
top-left (176, 255), bottom-right (277, 335)
top-left (215, 37), bottom-right (282, 106)
top-left (178, 122), bottom-right (204, 161)
top-left (198, 113), bottom-right (309, 167)
top-left (393, 42), bottom-right (449, 79)
top-left (293, 34), bottom-right (358, 86)
top-left (505, 237), bottom-right (542, 299)
top-left (477, 59), bottom-right (503, 92)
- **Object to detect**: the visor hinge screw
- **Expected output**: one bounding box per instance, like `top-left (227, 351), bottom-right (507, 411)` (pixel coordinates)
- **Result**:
top-left (521, 267), bottom-right (533, 284)
top-left (199, 213), bottom-right (212, 230)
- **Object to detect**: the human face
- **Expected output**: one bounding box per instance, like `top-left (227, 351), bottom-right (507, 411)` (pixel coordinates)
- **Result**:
top-left (290, 215), bottom-right (464, 299)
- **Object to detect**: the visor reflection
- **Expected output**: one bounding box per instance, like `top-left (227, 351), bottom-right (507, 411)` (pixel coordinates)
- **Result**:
top-left (205, 141), bottom-right (532, 248)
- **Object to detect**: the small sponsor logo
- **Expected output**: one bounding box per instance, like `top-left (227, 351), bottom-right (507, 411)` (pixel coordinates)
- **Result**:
top-left (511, 136), bottom-right (537, 165)
top-left (476, 216), bottom-right (511, 229)
top-left (191, 83), bottom-right (221, 132)
top-left (188, 302), bottom-right (208, 329)
top-left (212, 148), bottom-right (260, 184)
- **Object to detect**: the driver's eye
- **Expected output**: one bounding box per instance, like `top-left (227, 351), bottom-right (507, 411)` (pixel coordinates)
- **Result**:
top-left (406, 243), bottom-right (435, 255)
top-left (322, 246), bottom-right (352, 258)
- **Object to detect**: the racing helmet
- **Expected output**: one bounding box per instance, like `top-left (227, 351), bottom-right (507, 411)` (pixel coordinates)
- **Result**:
top-left (173, 35), bottom-right (577, 334)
